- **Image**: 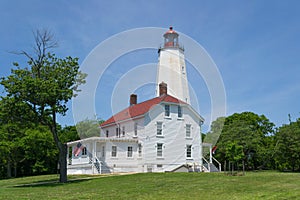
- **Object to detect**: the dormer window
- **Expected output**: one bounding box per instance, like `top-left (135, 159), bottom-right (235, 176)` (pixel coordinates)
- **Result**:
top-left (178, 106), bottom-right (182, 118)
top-left (122, 126), bottom-right (125, 137)
top-left (165, 105), bottom-right (170, 117)
top-left (134, 122), bottom-right (138, 136)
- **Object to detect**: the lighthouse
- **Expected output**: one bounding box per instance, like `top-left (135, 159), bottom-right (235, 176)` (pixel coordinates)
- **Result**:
top-left (156, 27), bottom-right (190, 104)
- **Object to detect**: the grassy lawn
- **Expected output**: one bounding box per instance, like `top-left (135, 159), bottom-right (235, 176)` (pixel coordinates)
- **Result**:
top-left (0, 171), bottom-right (299, 199)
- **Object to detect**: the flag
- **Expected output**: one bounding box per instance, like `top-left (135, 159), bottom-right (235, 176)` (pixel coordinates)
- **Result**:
top-left (212, 146), bottom-right (218, 154)
top-left (73, 142), bottom-right (84, 156)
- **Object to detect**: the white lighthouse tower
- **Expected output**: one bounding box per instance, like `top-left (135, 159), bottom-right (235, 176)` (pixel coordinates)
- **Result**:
top-left (156, 27), bottom-right (190, 104)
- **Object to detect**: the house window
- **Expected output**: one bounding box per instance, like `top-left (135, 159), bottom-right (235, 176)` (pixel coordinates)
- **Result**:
top-left (178, 106), bottom-right (182, 118)
top-left (138, 144), bottom-right (142, 157)
top-left (157, 164), bottom-right (163, 169)
top-left (102, 146), bottom-right (105, 158)
top-left (127, 146), bottom-right (133, 157)
top-left (186, 124), bottom-right (191, 137)
top-left (157, 143), bottom-right (163, 157)
top-left (134, 122), bottom-right (138, 136)
top-left (186, 145), bottom-right (192, 158)
top-left (116, 127), bottom-right (120, 137)
top-left (157, 122), bottom-right (163, 136)
top-left (82, 147), bottom-right (87, 156)
top-left (112, 146), bottom-right (117, 157)
top-left (122, 126), bottom-right (125, 137)
top-left (165, 105), bottom-right (170, 117)
top-left (106, 130), bottom-right (109, 137)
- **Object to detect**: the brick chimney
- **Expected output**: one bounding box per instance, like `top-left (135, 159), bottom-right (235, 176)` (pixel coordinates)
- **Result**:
top-left (130, 94), bottom-right (137, 106)
top-left (159, 82), bottom-right (167, 96)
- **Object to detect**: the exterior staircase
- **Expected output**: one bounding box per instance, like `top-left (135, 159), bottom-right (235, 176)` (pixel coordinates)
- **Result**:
top-left (203, 157), bottom-right (221, 172)
top-left (92, 157), bottom-right (112, 174)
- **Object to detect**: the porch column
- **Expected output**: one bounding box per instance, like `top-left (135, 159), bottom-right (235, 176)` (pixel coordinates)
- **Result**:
top-left (209, 144), bottom-right (212, 163)
top-left (93, 140), bottom-right (96, 159)
top-left (92, 141), bottom-right (96, 174)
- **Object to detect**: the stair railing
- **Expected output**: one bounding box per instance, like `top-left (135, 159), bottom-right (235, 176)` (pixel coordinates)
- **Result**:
top-left (212, 156), bottom-right (221, 172)
top-left (202, 157), bottom-right (210, 172)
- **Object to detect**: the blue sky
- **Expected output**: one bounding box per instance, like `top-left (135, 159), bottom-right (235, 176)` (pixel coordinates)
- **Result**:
top-left (1, 0), bottom-right (300, 131)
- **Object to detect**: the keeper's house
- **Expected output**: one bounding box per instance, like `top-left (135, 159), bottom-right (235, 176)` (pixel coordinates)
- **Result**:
top-left (67, 83), bottom-right (206, 174)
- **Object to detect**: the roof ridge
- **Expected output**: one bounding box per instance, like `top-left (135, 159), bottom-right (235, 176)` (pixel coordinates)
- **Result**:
top-left (101, 94), bottom-right (187, 127)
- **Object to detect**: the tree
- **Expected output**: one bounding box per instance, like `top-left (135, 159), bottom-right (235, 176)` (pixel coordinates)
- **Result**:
top-left (21, 126), bottom-right (58, 175)
top-left (212, 112), bottom-right (275, 171)
top-left (1, 30), bottom-right (86, 182)
top-left (58, 125), bottom-right (80, 144)
top-left (0, 98), bottom-right (35, 178)
top-left (204, 117), bottom-right (225, 155)
top-left (274, 118), bottom-right (300, 171)
top-left (75, 119), bottom-right (101, 138)
top-left (225, 142), bottom-right (244, 174)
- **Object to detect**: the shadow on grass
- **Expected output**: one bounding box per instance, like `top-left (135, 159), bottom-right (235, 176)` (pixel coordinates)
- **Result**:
top-left (13, 178), bottom-right (92, 188)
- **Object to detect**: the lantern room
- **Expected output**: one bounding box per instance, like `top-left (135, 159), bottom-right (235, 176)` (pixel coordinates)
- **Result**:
top-left (163, 26), bottom-right (179, 48)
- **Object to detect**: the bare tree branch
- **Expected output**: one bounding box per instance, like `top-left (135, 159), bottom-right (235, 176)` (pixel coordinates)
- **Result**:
top-left (10, 29), bottom-right (58, 68)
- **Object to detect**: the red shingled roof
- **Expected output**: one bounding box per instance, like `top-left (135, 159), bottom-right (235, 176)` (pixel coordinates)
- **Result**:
top-left (101, 94), bottom-right (187, 127)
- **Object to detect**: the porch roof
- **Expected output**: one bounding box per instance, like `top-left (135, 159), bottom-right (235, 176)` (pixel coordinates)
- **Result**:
top-left (67, 136), bottom-right (139, 146)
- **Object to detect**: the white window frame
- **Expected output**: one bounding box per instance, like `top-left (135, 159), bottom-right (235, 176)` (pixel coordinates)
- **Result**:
top-left (186, 145), bottom-right (192, 158)
top-left (165, 105), bottom-right (170, 117)
top-left (116, 127), bottom-right (119, 137)
top-left (157, 143), bottom-right (163, 157)
top-left (111, 146), bottom-right (117, 157)
top-left (134, 122), bottom-right (138, 137)
top-left (178, 105), bottom-right (182, 118)
top-left (122, 126), bottom-right (125, 137)
top-left (127, 146), bottom-right (133, 157)
top-left (138, 144), bottom-right (142, 157)
top-left (102, 146), bottom-right (105, 158)
top-left (157, 122), bottom-right (163, 136)
top-left (82, 147), bottom-right (87, 156)
top-left (186, 124), bottom-right (191, 138)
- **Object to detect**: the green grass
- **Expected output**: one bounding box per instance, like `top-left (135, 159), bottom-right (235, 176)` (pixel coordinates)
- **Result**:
top-left (0, 171), bottom-right (299, 199)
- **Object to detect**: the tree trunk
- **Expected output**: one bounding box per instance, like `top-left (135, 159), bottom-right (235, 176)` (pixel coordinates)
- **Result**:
top-left (14, 162), bottom-right (17, 177)
top-left (7, 162), bottom-right (11, 178)
top-left (50, 108), bottom-right (68, 183)
top-left (58, 142), bottom-right (67, 183)
top-left (243, 160), bottom-right (245, 176)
